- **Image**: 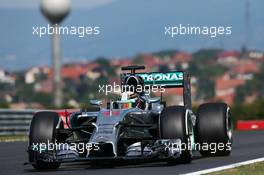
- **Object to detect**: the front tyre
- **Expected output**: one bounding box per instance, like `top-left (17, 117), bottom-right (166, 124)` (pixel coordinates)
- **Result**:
top-left (28, 111), bottom-right (62, 170)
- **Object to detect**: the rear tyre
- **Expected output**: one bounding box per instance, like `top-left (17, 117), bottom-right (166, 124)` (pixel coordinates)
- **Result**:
top-left (196, 103), bottom-right (232, 156)
top-left (160, 106), bottom-right (193, 164)
top-left (28, 111), bottom-right (61, 170)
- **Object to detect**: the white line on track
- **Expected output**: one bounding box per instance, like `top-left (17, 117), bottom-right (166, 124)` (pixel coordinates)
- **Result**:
top-left (183, 157), bottom-right (264, 175)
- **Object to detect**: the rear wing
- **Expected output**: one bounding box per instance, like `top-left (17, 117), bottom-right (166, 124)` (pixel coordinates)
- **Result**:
top-left (120, 71), bottom-right (192, 109)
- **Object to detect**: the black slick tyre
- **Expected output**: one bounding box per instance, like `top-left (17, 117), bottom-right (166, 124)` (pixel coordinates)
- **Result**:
top-left (160, 106), bottom-right (193, 163)
top-left (196, 103), bottom-right (232, 156)
top-left (28, 111), bottom-right (61, 170)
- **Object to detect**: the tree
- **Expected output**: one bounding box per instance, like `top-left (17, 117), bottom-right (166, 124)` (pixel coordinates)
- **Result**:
top-left (189, 49), bottom-right (226, 100)
top-left (95, 57), bottom-right (116, 77)
top-left (0, 101), bottom-right (9, 108)
top-left (153, 49), bottom-right (178, 58)
top-left (192, 48), bottom-right (223, 64)
top-left (235, 63), bottom-right (264, 103)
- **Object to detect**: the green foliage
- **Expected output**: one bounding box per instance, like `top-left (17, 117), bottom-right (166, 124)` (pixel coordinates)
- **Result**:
top-left (192, 48), bottom-right (223, 64)
top-left (132, 55), bottom-right (144, 64)
top-left (14, 83), bottom-right (34, 103)
top-left (202, 65), bottom-right (227, 77)
top-left (32, 93), bottom-right (53, 108)
top-left (35, 73), bottom-right (48, 82)
top-left (12, 72), bottom-right (53, 108)
top-left (209, 162), bottom-right (264, 175)
top-left (80, 103), bottom-right (92, 109)
top-left (235, 64), bottom-right (264, 103)
top-left (0, 82), bottom-right (14, 91)
top-left (60, 104), bottom-right (76, 109)
top-left (232, 99), bottom-right (264, 121)
top-left (196, 77), bottom-right (215, 99)
top-left (95, 57), bottom-right (116, 77)
top-left (153, 49), bottom-right (178, 58)
top-left (63, 78), bottom-right (78, 101)
top-left (189, 49), bottom-right (226, 100)
top-left (0, 101), bottom-right (9, 108)
top-left (189, 63), bottom-right (227, 80)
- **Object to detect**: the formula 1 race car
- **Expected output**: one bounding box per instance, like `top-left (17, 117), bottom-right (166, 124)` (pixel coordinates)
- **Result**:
top-left (27, 66), bottom-right (233, 170)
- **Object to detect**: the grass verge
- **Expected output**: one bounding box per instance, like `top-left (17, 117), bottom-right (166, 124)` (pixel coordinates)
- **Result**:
top-left (209, 162), bottom-right (264, 175)
top-left (0, 135), bottom-right (28, 142)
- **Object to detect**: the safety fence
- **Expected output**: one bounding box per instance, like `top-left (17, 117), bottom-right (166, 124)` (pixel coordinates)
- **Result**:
top-left (0, 109), bottom-right (263, 135)
top-left (0, 109), bottom-right (35, 135)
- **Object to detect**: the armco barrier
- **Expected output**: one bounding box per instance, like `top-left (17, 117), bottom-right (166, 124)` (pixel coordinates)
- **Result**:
top-left (237, 120), bottom-right (264, 131)
top-left (1, 109), bottom-right (264, 135)
top-left (0, 109), bottom-right (35, 135)
top-left (0, 109), bottom-right (78, 136)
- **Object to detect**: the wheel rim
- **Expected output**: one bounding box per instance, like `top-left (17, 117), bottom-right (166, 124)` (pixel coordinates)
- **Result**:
top-left (186, 112), bottom-right (194, 154)
top-left (188, 124), bottom-right (194, 152)
top-left (226, 108), bottom-right (232, 142)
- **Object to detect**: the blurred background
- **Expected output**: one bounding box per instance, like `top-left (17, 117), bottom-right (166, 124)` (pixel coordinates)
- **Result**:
top-left (0, 0), bottom-right (264, 128)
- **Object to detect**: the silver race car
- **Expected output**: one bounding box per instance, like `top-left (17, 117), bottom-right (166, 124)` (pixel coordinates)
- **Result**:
top-left (27, 66), bottom-right (232, 170)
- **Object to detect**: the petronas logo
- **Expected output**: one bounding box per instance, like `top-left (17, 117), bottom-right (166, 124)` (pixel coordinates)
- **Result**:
top-left (136, 72), bottom-right (184, 86)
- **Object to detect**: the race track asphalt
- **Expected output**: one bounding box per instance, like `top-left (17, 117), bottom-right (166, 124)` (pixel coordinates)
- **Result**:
top-left (0, 131), bottom-right (264, 175)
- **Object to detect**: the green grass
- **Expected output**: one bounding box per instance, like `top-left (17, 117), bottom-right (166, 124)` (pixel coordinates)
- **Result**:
top-left (209, 162), bottom-right (264, 175)
top-left (0, 135), bottom-right (28, 142)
